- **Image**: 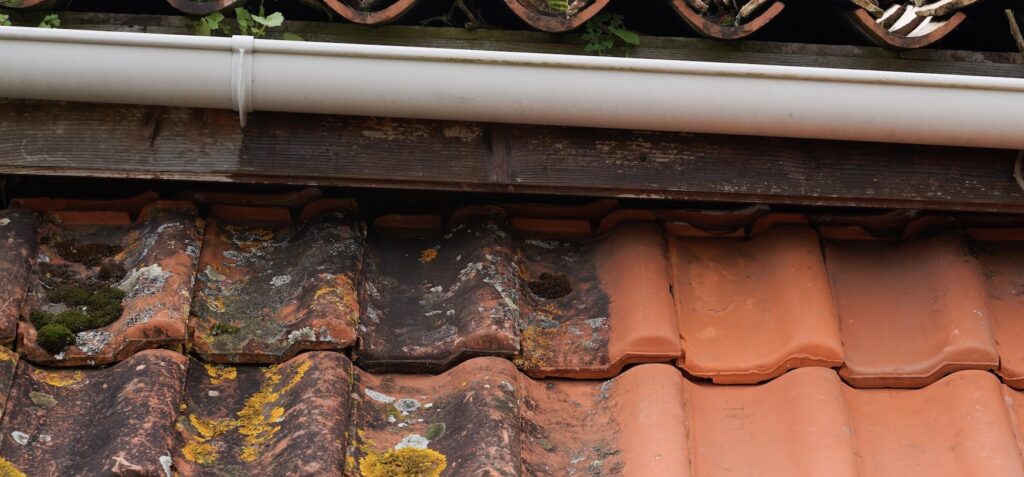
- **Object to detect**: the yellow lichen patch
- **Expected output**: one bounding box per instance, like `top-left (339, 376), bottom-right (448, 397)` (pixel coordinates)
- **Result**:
top-left (189, 415), bottom-right (235, 439)
top-left (0, 346), bottom-right (17, 363)
top-left (313, 275), bottom-right (359, 325)
top-left (0, 457), bottom-right (26, 477)
top-left (236, 360), bottom-right (311, 462)
top-left (182, 439), bottom-right (219, 465)
top-left (32, 369), bottom-right (83, 388)
top-left (514, 326), bottom-right (554, 370)
top-left (360, 448), bottom-right (447, 477)
top-left (205, 296), bottom-right (227, 314)
top-left (418, 248), bottom-right (438, 264)
top-left (204, 364), bottom-right (237, 385)
top-left (269, 406), bottom-right (285, 422)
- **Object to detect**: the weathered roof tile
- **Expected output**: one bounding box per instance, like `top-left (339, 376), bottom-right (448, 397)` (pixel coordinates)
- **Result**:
top-left (0, 210), bottom-right (38, 345)
top-left (18, 201), bottom-right (202, 366)
top-left (190, 201), bottom-right (362, 364)
top-left (0, 349), bottom-right (187, 477)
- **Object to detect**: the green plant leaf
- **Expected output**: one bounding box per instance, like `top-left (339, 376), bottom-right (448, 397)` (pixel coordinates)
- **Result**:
top-left (194, 20), bottom-right (211, 36)
top-left (253, 11), bottom-right (284, 27)
top-left (0, 14), bottom-right (11, 27)
top-left (281, 32), bottom-right (304, 41)
top-left (235, 7), bottom-right (252, 35)
top-left (608, 27), bottom-right (639, 46)
top-left (37, 13), bottom-right (60, 29)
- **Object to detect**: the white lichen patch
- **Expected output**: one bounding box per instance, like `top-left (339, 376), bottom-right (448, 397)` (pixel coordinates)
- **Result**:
top-left (11, 431), bottom-right (29, 445)
top-left (365, 388), bottom-right (395, 404)
top-left (395, 434), bottom-right (429, 450)
top-left (0, 218), bottom-right (9, 227)
top-left (75, 330), bottom-right (112, 356)
top-left (270, 275), bottom-right (292, 287)
top-left (286, 327), bottom-right (332, 344)
top-left (118, 264), bottom-right (171, 297)
top-left (159, 454), bottom-right (173, 477)
top-left (125, 309), bottom-right (155, 328)
top-left (394, 398), bottom-right (421, 413)
top-left (583, 317), bottom-right (607, 329)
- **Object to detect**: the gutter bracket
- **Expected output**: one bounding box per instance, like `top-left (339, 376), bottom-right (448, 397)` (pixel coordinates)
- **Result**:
top-left (231, 35), bottom-right (255, 128)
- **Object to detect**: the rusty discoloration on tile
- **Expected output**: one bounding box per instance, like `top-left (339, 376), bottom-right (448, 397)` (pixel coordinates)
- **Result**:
top-left (671, 226), bottom-right (843, 384)
top-left (356, 209), bottom-right (521, 372)
top-left (190, 201), bottom-right (362, 364)
top-left (18, 201), bottom-right (202, 366)
top-left (825, 231), bottom-right (998, 388)
top-left (0, 210), bottom-right (38, 345)
top-left (174, 352), bottom-right (352, 476)
top-left (0, 349), bottom-right (187, 477)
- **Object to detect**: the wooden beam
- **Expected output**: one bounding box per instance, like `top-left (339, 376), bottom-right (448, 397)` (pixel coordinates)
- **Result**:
top-left (0, 100), bottom-right (1021, 213)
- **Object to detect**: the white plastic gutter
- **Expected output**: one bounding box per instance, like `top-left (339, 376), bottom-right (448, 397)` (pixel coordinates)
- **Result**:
top-left (1, 26), bottom-right (1023, 149)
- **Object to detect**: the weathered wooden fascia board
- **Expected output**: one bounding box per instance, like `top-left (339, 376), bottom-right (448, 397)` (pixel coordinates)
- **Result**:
top-left (0, 100), bottom-right (1022, 213)
top-left (3, 11), bottom-right (1022, 78)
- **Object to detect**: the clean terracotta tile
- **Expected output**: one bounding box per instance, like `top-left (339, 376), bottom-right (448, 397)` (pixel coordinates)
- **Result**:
top-left (355, 209), bottom-right (521, 372)
top-left (847, 370), bottom-right (1024, 476)
top-left (190, 200), bottom-right (362, 364)
top-left (825, 231), bottom-right (998, 387)
top-left (0, 349), bottom-right (187, 477)
top-left (517, 221), bottom-right (680, 378)
top-left (18, 201), bottom-right (202, 366)
top-left (671, 226), bottom-right (843, 383)
top-left (0, 210), bottom-right (38, 345)
top-left (685, 367), bottom-right (859, 477)
top-left (174, 352), bottom-right (352, 476)
top-left (971, 232), bottom-right (1024, 388)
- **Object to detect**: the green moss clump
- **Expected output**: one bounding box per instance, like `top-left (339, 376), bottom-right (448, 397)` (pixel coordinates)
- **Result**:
top-left (210, 322), bottom-right (240, 336)
top-left (31, 285), bottom-right (126, 353)
top-left (49, 285), bottom-right (91, 306)
top-left (37, 324), bottom-right (75, 354)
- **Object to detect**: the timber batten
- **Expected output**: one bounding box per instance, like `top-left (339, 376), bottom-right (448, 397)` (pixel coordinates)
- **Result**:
top-left (0, 100), bottom-right (1021, 214)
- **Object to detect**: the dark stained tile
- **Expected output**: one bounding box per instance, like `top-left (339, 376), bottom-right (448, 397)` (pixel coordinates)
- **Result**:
top-left (174, 352), bottom-right (352, 476)
top-left (0, 210), bottom-right (38, 345)
top-left (0, 349), bottom-right (187, 477)
top-left (18, 201), bottom-right (202, 366)
top-left (355, 208), bottom-right (521, 372)
top-left (515, 221), bottom-right (679, 378)
top-left (357, 208), bottom-right (679, 377)
top-left (190, 200), bottom-right (362, 364)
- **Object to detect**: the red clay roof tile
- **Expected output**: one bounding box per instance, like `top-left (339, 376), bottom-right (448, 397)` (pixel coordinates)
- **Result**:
top-left (174, 352), bottom-right (352, 475)
top-left (670, 225), bottom-right (843, 384)
top-left (825, 231), bottom-right (999, 388)
top-left (0, 349), bottom-right (187, 476)
top-left (18, 201), bottom-right (202, 366)
top-left (190, 201), bottom-right (361, 364)
top-left (0, 211), bottom-right (37, 346)
top-left (973, 237), bottom-right (1024, 389)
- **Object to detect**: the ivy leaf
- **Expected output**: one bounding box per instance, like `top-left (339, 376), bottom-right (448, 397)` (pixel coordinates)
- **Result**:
top-left (0, 13), bottom-right (12, 27)
top-left (281, 32), bottom-right (304, 41)
top-left (608, 27), bottom-right (639, 46)
top-left (253, 11), bottom-right (284, 28)
top-left (194, 20), bottom-right (211, 36)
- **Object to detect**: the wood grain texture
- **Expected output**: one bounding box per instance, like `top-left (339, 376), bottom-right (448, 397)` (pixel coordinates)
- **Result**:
top-left (0, 100), bottom-right (1022, 213)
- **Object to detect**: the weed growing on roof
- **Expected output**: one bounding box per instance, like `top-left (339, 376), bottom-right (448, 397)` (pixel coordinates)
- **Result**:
top-left (0, 14), bottom-right (11, 27)
top-left (36, 13), bottom-right (59, 28)
top-left (582, 12), bottom-right (639, 56)
top-left (194, 2), bottom-right (303, 40)
top-left (548, 0), bottom-right (569, 13)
